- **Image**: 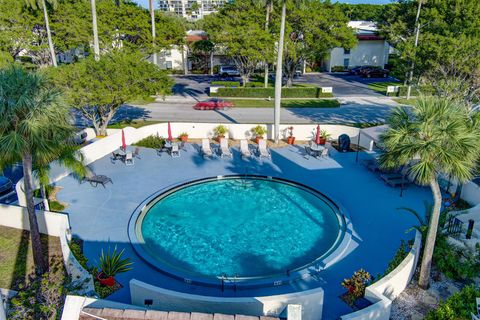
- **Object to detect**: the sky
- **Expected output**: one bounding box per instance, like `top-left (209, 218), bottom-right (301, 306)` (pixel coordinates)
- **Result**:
top-left (133, 0), bottom-right (391, 9)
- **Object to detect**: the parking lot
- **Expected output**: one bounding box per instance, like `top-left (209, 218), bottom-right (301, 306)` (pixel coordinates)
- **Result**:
top-left (171, 73), bottom-right (398, 100)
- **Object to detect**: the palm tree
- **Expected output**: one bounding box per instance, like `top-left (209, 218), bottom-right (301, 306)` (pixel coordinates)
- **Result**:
top-left (91, 0), bottom-right (100, 60)
top-left (0, 66), bottom-right (86, 274)
top-left (273, 0), bottom-right (287, 143)
top-left (379, 97), bottom-right (480, 289)
top-left (24, 0), bottom-right (58, 67)
top-left (149, 0), bottom-right (157, 65)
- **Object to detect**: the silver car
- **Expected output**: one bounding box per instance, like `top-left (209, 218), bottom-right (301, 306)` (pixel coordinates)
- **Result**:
top-left (218, 65), bottom-right (240, 77)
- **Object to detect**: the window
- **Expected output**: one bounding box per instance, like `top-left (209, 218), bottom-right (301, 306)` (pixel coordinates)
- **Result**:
top-left (344, 48), bottom-right (351, 54)
top-left (166, 61), bottom-right (173, 70)
top-left (343, 58), bottom-right (350, 69)
top-left (164, 50), bottom-right (172, 57)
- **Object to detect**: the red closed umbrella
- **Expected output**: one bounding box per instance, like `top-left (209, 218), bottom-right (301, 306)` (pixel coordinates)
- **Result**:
top-left (167, 122), bottom-right (173, 142)
top-left (121, 129), bottom-right (127, 151)
top-left (315, 125), bottom-right (321, 145)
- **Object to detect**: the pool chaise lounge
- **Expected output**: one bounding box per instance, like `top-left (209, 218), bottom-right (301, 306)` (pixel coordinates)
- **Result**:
top-left (201, 139), bottom-right (214, 158)
top-left (240, 140), bottom-right (252, 159)
top-left (220, 138), bottom-right (233, 159)
top-left (258, 139), bottom-right (271, 158)
top-left (83, 175), bottom-right (113, 187)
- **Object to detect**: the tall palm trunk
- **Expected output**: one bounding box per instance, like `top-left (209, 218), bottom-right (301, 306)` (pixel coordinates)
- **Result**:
top-left (418, 178), bottom-right (442, 288)
top-left (406, 0), bottom-right (422, 100)
top-left (41, 0), bottom-right (57, 67)
top-left (149, 0), bottom-right (157, 66)
top-left (274, 0), bottom-right (286, 143)
top-left (264, 1), bottom-right (272, 88)
top-left (22, 153), bottom-right (47, 274)
top-left (91, 0), bottom-right (100, 61)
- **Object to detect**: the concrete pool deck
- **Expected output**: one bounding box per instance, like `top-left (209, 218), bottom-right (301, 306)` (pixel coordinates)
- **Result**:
top-left (55, 144), bottom-right (432, 319)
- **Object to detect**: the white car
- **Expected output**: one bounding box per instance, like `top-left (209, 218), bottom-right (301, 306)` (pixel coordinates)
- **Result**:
top-left (218, 65), bottom-right (240, 77)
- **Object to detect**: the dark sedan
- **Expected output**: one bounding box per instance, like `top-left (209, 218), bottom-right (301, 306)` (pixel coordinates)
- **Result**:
top-left (193, 99), bottom-right (235, 110)
top-left (361, 67), bottom-right (389, 78)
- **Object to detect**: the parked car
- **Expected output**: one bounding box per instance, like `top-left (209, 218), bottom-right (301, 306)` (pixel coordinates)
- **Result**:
top-left (193, 98), bottom-right (235, 110)
top-left (348, 66), bottom-right (375, 76)
top-left (218, 65), bottom-right (240, 77)
top-left (361, 67), bottom-right (389, 78)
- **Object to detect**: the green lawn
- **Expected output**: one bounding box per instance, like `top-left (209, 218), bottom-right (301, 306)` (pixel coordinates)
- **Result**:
top-left (368, 81), bottom-right (402, 93)
top-left (393, 97), bottom-right (418, 106)
top-left (107, 120), bottom-right (163, 129)
top-left (0, 226), bottom-right (63, 289)
top-left (227, 99), bottom-right (340, 108)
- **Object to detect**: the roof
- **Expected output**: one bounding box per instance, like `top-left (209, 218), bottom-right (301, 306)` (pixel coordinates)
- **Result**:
top-left (186, 30), bottom-right (208, 42)
top-left (348, 21), bottom-right (384, 41)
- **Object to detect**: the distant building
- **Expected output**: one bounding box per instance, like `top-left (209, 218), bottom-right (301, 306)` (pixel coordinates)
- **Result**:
top-left (323, 21), bottom-right (390, 72)
top-left (158, 0), bottom-right (228, 20)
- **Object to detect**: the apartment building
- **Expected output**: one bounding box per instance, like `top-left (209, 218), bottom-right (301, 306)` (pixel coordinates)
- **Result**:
top-left (158, 0), bottom-right (228, 20)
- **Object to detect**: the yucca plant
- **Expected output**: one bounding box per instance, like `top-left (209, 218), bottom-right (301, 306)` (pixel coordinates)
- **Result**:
top-left (99, 246), bottom-right (133, 278)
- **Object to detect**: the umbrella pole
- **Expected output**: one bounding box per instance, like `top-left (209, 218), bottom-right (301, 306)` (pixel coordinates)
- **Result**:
top-left (355, 131), bottom-right (361, 163)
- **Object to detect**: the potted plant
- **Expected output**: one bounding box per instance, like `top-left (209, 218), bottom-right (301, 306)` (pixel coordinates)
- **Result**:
top-left (251, 125), bottom-right (267, 144)
top-left (97, 246), bottom-right (133, 287)
top-left (287, 126), bottom-right (295, 145)
top-left (340, 269), bottom-right (372, 309)
top-left (179, 132), bottom-right (188, 142)
top-left (319, 129), bottom-right (331, 145)
top-left (213, 125), bottom-right (228, 142)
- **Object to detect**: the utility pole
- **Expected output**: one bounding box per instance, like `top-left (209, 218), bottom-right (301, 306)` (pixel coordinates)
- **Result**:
top-left (91, 0), bottom-right (100, 61)
top-left (406, 0), bottom-right (423, 100)
top-left (274, 0), bottom-right (286, 143)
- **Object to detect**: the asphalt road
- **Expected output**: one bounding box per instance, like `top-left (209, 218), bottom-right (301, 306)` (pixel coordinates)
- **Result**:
top-left (72, 74), bottom-right (399, 126)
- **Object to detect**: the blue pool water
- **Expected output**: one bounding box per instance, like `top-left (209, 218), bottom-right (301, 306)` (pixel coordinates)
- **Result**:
top-left (139, 177), bottom-right (343, 279)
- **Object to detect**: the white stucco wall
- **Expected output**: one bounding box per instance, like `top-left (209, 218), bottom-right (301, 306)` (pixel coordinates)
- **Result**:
top-left (340, 230), bottom-right (422, 320)
top-left (130, 279), bottom-right (324, 320)
top-left (327, 40), bottom-right (389, 71)
top-left (0, 204), bottom-right (95, 294)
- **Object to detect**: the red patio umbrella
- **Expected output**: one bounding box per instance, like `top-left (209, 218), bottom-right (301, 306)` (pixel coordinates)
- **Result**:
top-left (167, 122), bottom-right (173, 142)
top-left (315, 125), bottom-right (321, 145)
top-left (121, 129), bottom-right (127, 151)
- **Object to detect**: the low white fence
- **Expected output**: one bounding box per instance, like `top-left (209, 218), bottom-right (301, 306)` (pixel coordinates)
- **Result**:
top-left (16, 122), bottom-right (376, 207)
top-left (0, 204), bottom-right (95, 296)
top-left (129, 279), bottom-right (324, 320)
top-left (340, 230), bottom-right (422, 320)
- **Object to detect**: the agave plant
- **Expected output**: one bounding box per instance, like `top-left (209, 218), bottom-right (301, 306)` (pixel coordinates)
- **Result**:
top-left (99, 246), bottom-right (133, 278)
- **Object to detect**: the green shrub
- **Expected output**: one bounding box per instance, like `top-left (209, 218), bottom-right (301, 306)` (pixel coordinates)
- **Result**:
top-left (425, 285), bottom-right (480, 320)
top-left (8, 257), bottom-right (68, 320)
top-left (212, 87), bottom-right (333, 98)
top-left (49, 200), bottom-right (65, 212)
top-left (331, 66), bottom-right (347, 72)
top-left (341, 269), bottom-right (372, 306)
top-left (245, 81), bottom-right (269, 88)
top-left (387, 85), bottom-right (435, 97)
top-left (99, 246), bottom-right (133, 278)
top-left (133, 135), bottom-right (165, 149)
top-left (211, 81), bottom-right (241, 87)
top-left (69, 238), bottom-right (89, 270)
top-left (433, 234), bottom-right (480, 280)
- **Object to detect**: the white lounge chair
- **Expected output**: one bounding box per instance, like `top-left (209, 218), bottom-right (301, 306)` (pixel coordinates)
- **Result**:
top-left (258, 139), bottom-right (270, 158)
top-left (220, 138), bottom-right (232, 158)
top-left (171, 143), bottom-right (180, 157)
top-left (125, 152), bottom-right (134, 165)
top-left (477, 298), bottom-right (480, 315)
top-left (201, 139), bottom-right (213, 158)
top-left (240, 140), bottom-right (252, 159)
top-left (320, 148), bottom-right (329, 159)
top-left (472, 313), bottom-right (480, 320)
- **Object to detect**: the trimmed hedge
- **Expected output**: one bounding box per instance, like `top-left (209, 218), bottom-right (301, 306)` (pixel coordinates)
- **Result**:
top-left (387, 85), bottom-right (435, 97)
top-left (211, 81), bottom-right (241, 87)
top-left (212, 87), bottom-right (333, 98)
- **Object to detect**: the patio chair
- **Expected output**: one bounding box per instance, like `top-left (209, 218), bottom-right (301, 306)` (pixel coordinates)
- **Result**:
top-left (201, 139), bottom-right (213, 158)
top-left (258, 139), bottom-right (271, 159)
top-left (111, 152), bottom-right (125, 163)
top-left (304, 146), bottom-right (313, 159)
top-left (320, 148), bottom-right (329, 159)
top-left (472, 313), bottom-right (480, 320)
top-left (83, 175), bottom-right (113, 188)
top-left (220, 138), bottom-right (232, 159)
top-left (133, 147), bottom-right (141, 159)
top-left (171, 143), bottom-right (180, 158)
top-left (240, 140), bottom-right (252, 159)
top-left (125, 152), bottom-right (134, 165)
top-left (477, 298), bottom-right (480, 315)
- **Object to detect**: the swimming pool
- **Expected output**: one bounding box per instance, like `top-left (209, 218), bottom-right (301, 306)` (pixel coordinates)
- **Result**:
top-left (129, 176), bottom-right (346, 287)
